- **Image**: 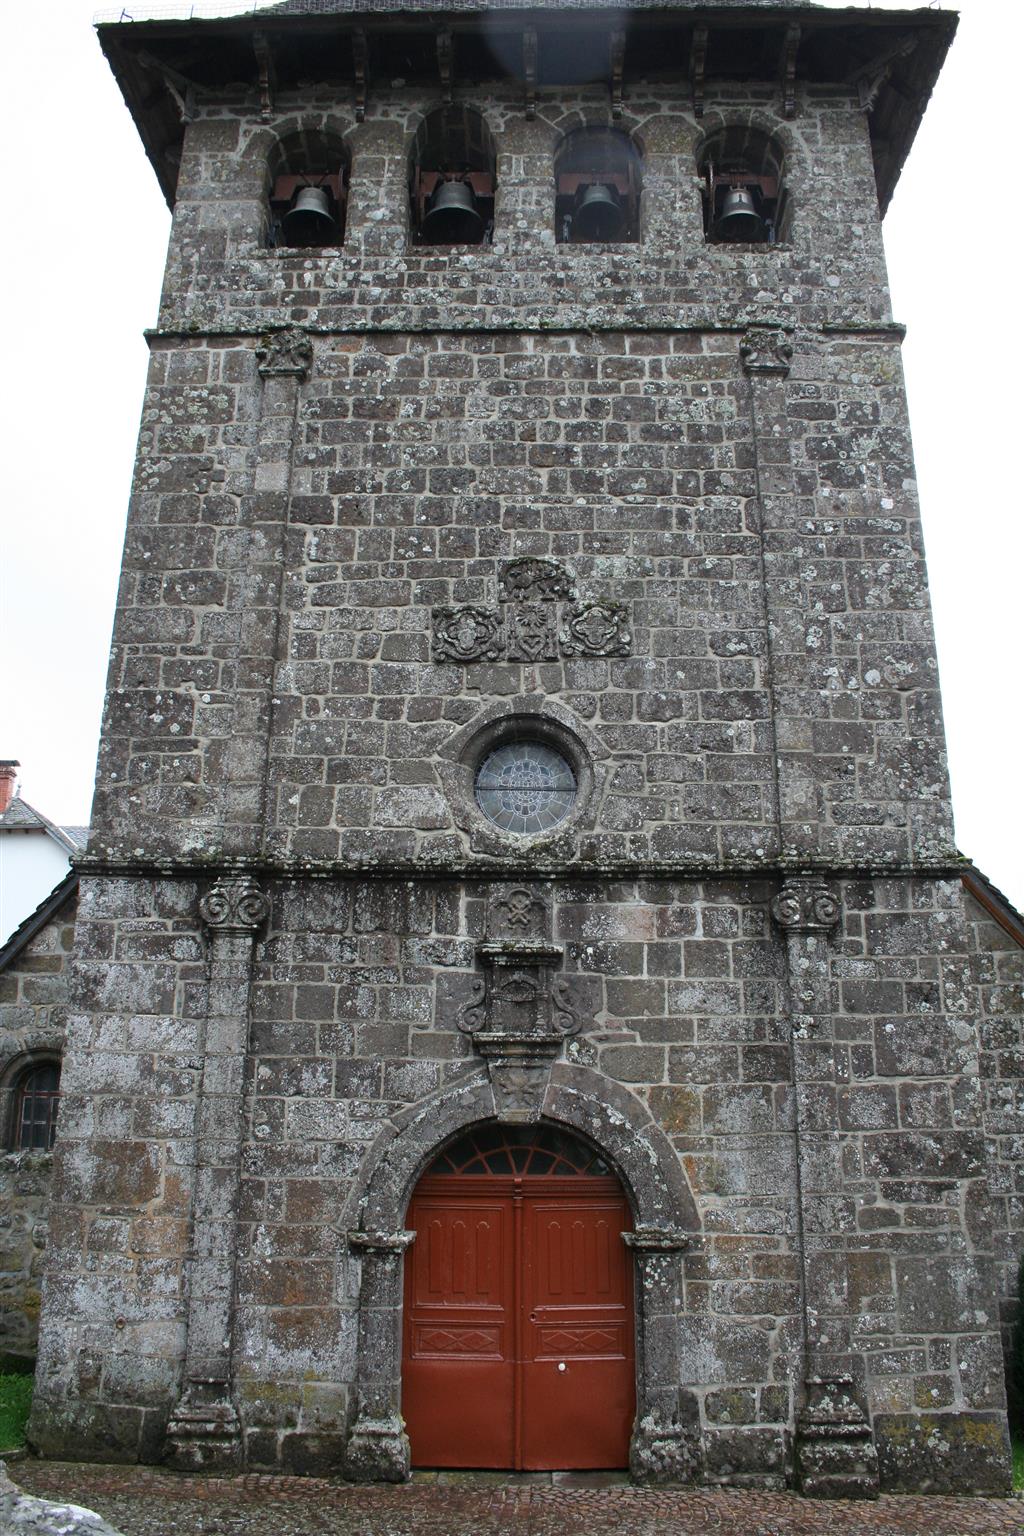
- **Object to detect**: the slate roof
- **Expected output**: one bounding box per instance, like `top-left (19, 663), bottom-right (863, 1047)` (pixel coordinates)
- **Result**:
top-left (0, 797), bottom-right (87, 857)
top-left (0, 870), bottom-right (78, 974)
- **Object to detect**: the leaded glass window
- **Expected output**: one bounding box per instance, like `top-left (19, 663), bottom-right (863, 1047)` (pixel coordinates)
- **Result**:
top-left (474, 742), bottom-right (576, 835)
top-left (16, 1064), bottom-right (60, 1151)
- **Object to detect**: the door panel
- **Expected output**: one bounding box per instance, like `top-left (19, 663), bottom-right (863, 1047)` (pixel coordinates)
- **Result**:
top-left (521, 1195), bottom-right (634, 1469)
top-left (402, 1177), bottom-right (634, 1470)
top-left (403, 1193), bottom-right (515, 1468)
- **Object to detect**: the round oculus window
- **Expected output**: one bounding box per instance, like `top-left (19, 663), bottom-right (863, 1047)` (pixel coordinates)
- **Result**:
top-left (474, 741), bottom-right (577, 835)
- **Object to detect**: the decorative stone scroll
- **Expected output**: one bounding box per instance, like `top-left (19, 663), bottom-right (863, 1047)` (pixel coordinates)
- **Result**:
top-left (198, 875), bottom-right (271, 933)
top-left (256, 326), bottom-right (313, 381)
top-left (498, 556), bottom-right (574, 602)
top-left (432, 601), bottom-right (631, 663)
top-left (740, 327), bottom-right (794, 378)
top-left (560, 601), bottom-right (632, 658)
top-left (770, 877), bottom-right (840, 934)
top-left (431, 605), bottom-right (503, 663)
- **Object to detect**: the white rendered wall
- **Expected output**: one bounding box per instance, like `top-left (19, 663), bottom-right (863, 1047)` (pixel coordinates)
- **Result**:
top-left (0, 833), bottom-right (71, 946)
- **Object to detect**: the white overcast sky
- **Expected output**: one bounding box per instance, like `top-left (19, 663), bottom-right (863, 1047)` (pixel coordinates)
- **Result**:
top-left (2, 0), bottom-right (1021, 908)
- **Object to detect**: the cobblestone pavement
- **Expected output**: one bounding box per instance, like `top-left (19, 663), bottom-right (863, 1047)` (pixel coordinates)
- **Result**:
top-left (9, 1462), bottom-right (1024, 1536)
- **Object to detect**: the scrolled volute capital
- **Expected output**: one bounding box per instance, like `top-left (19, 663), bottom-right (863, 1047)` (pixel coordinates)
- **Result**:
top-left (256, 326), bottom-right (312, 380)
top-left (740, 327), bottom-right (794, 378)
top-left (199, 876), bottom-right (271, 934)
top-left (770, 878), bottom-right (841, 935)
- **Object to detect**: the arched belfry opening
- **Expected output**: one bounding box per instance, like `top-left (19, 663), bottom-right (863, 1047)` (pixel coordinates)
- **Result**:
top-left (402, 1122), bottom-right (635, 1471)
top-left (409, 106), bottom-right (496, 245)
top-left (697, 124), bottom-right (788, 244)
top-left (268, 127), bottom-right (350, 248)
top-left (555, 127), bottom-right (642, 243)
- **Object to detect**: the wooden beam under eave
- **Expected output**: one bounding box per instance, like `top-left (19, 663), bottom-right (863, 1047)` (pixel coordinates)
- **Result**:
top-left (780, 21), bottom-right (800, 120)
top-left (690, 26), bottom-right (708, 119)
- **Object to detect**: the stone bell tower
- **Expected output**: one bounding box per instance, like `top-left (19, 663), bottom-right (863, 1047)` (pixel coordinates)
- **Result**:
top-left (29, 0), bottom-right (1014, 1497)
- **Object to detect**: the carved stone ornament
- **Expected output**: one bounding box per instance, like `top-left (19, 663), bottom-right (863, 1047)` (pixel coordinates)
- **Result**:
top-left (198, 876), bottom-right (271, 934)
top-left (486, 884), bottom-right (551, 943)
top-left (498, 556), bottom-right (573, 602)
top-left (740, 327), bottom-right (794, 378)
top-left (458, 939), bottom-right (580, 1123)
top-left (256, 326), bottom-right (312, 381)
top-left (770, 878), bottom-right (841, 934)
top-left (507, 604), bottom-right (558, 661)
top-left (432, 605), bottom-right (503, 663)
top-left (560, 601), bottom-right (632, 658)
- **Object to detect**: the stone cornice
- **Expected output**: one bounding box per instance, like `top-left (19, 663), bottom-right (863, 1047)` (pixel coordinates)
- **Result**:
top-left (145, 319), bottom-right (908, 346)
top-left (73, 854), bottom-right (970, 886)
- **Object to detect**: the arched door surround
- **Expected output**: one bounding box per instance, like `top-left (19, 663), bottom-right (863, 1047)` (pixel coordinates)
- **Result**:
top-left (342, 1063), bottom-right (699, 1484)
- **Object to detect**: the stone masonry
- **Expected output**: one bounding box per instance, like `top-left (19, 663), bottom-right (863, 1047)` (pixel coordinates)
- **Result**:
top-left (25, 0), bottom-right (1019, 1498)
top-left (0, 890), bottom-right (75, 1364)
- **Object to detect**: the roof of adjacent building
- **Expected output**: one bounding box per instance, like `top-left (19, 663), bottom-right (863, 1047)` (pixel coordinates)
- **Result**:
top-left (0, 870), bottom-right (79, 974)
top-left (97, 4), bottom-right (957, 216)
top-left (0, 797), bottom-right (89, 855)
top-left (962, 864), bottom-right (1024, 951)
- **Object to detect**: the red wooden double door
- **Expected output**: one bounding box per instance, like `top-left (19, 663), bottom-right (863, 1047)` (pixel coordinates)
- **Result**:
top-left (402, 1125), bottom-right (635, 1470)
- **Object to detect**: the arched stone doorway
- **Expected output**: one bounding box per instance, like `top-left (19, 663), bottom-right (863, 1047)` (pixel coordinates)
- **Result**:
top-left (342, 1064), bottom-right (701, 1485)
top-left (403, 1122), bottom-right (635, 1470)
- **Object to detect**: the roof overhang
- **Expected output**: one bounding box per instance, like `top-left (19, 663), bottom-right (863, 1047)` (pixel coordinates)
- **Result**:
top-left (96, 4), bottom-right (957, 215)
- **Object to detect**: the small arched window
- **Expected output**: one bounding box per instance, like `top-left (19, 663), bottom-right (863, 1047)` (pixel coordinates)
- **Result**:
top-left (555, 128), bottom-right (641, 244)
top-left (12, 1061), bottom-right (61, 1151)
top-left (409, 107), bottom-right (495, 246)
top-left (269, 128), bottom-right (350, 249)
top-left (698, 125), bottom-right (788, 245)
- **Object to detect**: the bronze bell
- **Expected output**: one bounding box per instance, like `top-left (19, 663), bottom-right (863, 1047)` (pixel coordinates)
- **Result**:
top-left (572, 182), bottom-right (626, 242)
top-left (714, 184), bottom-right (765, 242)
top-left (281, 185), bottom-right (338, 247)
top-left (421, 180), bottom-right (484, 244)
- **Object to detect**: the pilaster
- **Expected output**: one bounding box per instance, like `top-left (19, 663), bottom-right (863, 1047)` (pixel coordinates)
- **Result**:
top-left (623, 1226), bottom-right (699, 1484)
top-left (344, 1229), bottom-right (417, 1482)
top-left (771, 876), bottom-right (879, 1500)
top-left (742, 328), bottom-right (827, 865)
top-left (215, 328), bottom-right (311, 861)
top-left (165, 875), bottom-right (269, 1471)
